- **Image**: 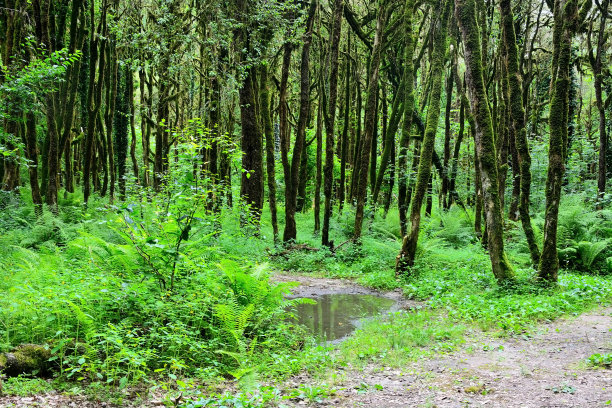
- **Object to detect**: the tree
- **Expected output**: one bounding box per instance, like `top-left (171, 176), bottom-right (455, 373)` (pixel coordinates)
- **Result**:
top-left (321, 0), bottom-right (343, 247)
top-left (539, 0), bottom-right (591, 282)
top-left (499, 0), bottom-right (540, 267)
top-left (396, 0), bottom-right (450, 272)
top-left (455, 0), bottom-right (514, 282)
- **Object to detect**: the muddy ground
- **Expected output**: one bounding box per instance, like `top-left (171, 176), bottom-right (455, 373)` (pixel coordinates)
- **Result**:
top-left (1, 275), bottom-right (610, 407)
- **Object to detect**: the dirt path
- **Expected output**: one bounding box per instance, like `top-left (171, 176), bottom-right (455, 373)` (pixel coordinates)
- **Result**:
top-left (278, 273), bottom-right (612, 407)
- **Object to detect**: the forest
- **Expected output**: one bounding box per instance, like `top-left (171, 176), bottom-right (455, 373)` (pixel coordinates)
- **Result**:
top-left (0, 0), bottom-right (611, 406)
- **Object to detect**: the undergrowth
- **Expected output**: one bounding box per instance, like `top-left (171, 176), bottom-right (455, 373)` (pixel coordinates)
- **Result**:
top-left (1, 187), bottom-right (611, 406)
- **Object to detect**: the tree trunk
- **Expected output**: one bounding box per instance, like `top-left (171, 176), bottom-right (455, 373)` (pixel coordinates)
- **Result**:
top-left (354, 2), bottom-right (388, 240)
top-left (338, 37), bottom-right (351, 214)
top-left (283, 0), bottom-right (316, 242)
top-left (455, 0), bottom-right (515, 282)
top-left (441, 69), bottom-right (453, 209)
top-left (239, 64), bottom-right (264, 225)
top-left (260, 65), bottom-right (279, 242)
top-left (115, 66), bottom-right (129, 200)
top-left (128, 69), bottom-right (139, 184)
top-left (396, 0), bottom-right (449, 272)
top-left (397, 0), bottom-right (417, 238)
top-left (500, 0), bottom-right (540, 266)
top-left (539, 0), bottom-right (590, 282)
top-left (279, 43), bottom-right (294, 240)
top-left (83, 2), bottom-right (107, 205)
top-left (588, 0), bottom-right (609, 209)
top-left (314, 102), bottom-right (323, 233)
top-left (25, 113), bottom-right (43, 216)
top-left (322, 0), bottom-right (343, 247)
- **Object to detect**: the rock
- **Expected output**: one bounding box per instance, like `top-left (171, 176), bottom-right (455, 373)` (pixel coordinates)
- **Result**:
top-left (0, 344), bottom-right (52, 377)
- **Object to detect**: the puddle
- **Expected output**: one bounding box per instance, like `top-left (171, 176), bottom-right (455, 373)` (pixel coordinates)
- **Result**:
top-left (289, 294), bottom-right (395, 342)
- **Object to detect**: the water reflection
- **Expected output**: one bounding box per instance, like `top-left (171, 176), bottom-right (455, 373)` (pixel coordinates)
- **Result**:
top-left (289, 294), bottom-right (395, 342)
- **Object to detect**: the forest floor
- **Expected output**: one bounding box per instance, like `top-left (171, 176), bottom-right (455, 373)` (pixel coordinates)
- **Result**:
top-left (1, 275), bottom-right (610, 408)
top-left (278, 275), bottom-right (612, 408)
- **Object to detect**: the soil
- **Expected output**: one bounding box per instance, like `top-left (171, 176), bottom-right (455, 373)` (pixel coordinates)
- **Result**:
top-left (1, 275), bottom-right (610, 408)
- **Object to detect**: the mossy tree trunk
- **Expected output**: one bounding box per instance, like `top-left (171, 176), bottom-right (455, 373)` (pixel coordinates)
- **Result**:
top-left (354, 0), bottom-right (388, 240)
top-left (83, 2), bottom-right (107, 206)
top-left (396, 0), bottom-right (450, 273)
top-left (455, 0), bottom-right (514, 282)
top-left (397, 0), bottom-right (417, 238)
top-left (260, 64), bottom-right (279, 242)
top-left (539, 0), bottom-right (590, 282)
top-left (587, 0), bottom-right (609, 209)
top-left (338, 37), bottom-right (351, 214)
top-left (284, 0), bottom-right (316, 243)
top-left (500, 0), bottom-right (540, 267)
top-left (322, 0), bottom-right (343, 247)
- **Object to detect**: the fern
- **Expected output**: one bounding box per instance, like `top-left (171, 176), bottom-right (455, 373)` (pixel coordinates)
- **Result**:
top-left (214, 300), bottom-right (255, 349)
top-left (577, 240), bottom-right (610, 269)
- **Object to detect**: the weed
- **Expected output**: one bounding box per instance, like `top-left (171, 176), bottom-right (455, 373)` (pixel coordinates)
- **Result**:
top-left (0, 376), bottom-right (53, 397)
top-left (587, 353), bottom-right (612, 368)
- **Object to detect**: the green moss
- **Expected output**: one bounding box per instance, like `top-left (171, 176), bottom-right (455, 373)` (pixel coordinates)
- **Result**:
top-left (0, 345), bottom-right (51, 377)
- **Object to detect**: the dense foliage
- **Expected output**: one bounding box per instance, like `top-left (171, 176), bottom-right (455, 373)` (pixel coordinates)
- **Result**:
top-left (0, 0), bottom-right (611, 405)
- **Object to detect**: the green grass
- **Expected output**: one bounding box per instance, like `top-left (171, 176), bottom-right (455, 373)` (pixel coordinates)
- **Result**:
top-left (339, 309), bottom-right (467, 368)
top-left (0, 376), bottom-right (54, 397)
top-left (403, 245), bottom-right (612, 333)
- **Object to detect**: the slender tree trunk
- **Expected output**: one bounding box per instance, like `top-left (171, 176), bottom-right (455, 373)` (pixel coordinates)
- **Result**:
top-left (139, 69), bottom-right (150, 187)
top-left (105, 47), bottom-right (118, 203)
top-left (83, 2), bottom-right (107, 205)
top-left (397, 0), bottom-right (417, 238)
top-left (279, 43), bottom-right (294, 239)
top-left (128, 70), bottom-right (139, 184)
top-left (297, 144), bottom-right (309, 213)
top-left (339, 37), bottom-right (351, 213)
top-left (588, 0), bottom-right (609, 209)
top-left (441, 69), bottom-right (453, 209)
top-left (115, 66), bottom-right (129, 200)
top-left (449, 94), bottom-right (466, 207)
top-left (322, 0), bottom-right (343, 247)
top-left (283, 0), bottom-right (316, 242)
top-left (500, 0), bottom-right (540, 266)
top-left (260, 65), bottom-right (279, 242)
top-left (24, 113), bottom-right (43, 216)
top-left (314, 102), bottom-right (323, 233)
top-left (396, 0), bottom-right (449, 272)
top-left (354, 2), bottom-right (388, 239)
top-left (455, 0), bottom-right (514, 282)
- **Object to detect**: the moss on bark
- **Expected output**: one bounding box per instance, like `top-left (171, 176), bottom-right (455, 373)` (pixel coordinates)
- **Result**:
top-left (455, 0), bottom-right (514, 282)
top-left (396, 0), bottom-right (450, 274)
top-left (500, 0), bottom-right (540, 267)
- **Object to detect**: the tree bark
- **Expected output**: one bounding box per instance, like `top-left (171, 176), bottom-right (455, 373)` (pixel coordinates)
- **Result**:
top-left (260, 65), bottom-right (279, 242)
top-left (284, 0), bottom-right (316, 243)
top-left (396, 0), bottom-right (449, 272)
top-left (500, 0), bottom-right (540, 267)
top-left (397, 0), bottom-right (417, 238)
top-left (322, 0), bottom-right (343, 247)
top-left (354, 1), bottom-right (388, 240)
top-left (539, 0), bottom-right (590, 282)
top-left (455, 0), bottom-right (515, 282)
